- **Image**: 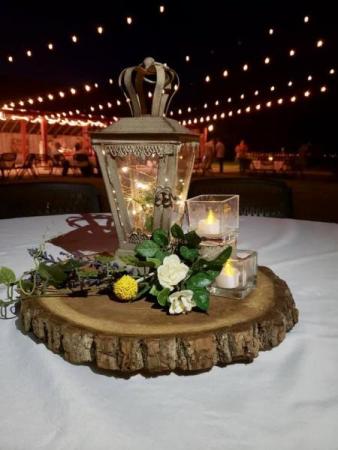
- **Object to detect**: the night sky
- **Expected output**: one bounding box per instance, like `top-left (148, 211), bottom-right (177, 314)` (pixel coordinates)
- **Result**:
top-left (0, 0), bottom-right (337, 156)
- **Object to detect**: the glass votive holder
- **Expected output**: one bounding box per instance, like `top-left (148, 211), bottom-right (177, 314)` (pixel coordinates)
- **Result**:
top-left (208, 249), bottom-right (257, 299)
top-left (186, 194), bottom-right (239, 242)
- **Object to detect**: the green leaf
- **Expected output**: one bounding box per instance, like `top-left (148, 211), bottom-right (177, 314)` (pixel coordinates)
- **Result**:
top-left (0, 267), bottom-right (16, 285)
top-left (179, 246), bottom-right (199, 262)
top-left (186, 272), bottom-right (215, 290)
top-left (135, 240), bottom-right (160, 258)
top-left (135, 282), bottom-right (151, 300)
top-left (192, 288), bottom-right (210, 311)
top-left (209, 246), bottom-right (232, 267)
top-left (77, 269), bottom-right (99, 278)
top-left (205, 270), bottom-right (219, 281)
top-left (145, 215), bottom-right (154, 233)
top-left (18, 279), bottom-right (34, 292)
top-left (154, 250), bottom-right (167, 264)
top-left (94, 254), bottom-right (115, 264)
top-left (157, 288), bottom-right (170, 307)
top-left (61, 259), bottom-right (82, 272)
top-left (171, 223), bottom-right (185, 240)
top-left (149, 284), bottom-right (161, 297)
top-left (38, 263), bottom-right (67, 285)
top-left (184, 230), bottom-right (202, 248)
top-left (120, 255), bottom-right (155, 268)
top-left (151, 229), bottom-right (169, 248)
top-left (146, 257), bottom-right (161, 268)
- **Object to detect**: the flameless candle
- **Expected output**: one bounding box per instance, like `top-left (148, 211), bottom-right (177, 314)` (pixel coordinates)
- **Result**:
top-left (196, 209), bottom-right (220, 237)
top-left (215, 260), bottom-right (240, 288)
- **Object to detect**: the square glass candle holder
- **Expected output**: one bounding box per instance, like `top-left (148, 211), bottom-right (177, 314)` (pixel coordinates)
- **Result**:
top-left (208, 250), bottom-right (257, 299)
top-left (186, 194), bottom-right (239, 241)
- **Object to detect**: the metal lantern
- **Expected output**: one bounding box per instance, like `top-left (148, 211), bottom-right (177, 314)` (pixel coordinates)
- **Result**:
top-left (91, 57), bottom-right (199, 251)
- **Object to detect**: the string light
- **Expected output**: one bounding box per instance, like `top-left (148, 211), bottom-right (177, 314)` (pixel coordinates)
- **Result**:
top-left (243, 64), bottom-right (249, 71)
top-left (304, 16), bottom-right (309, 23)
top-left (288, 81), bottom-right (293, 87)
top-left (270, 85), bottom-right (275, 91)
top-left (240, 94), bottom-right (245, 99)
top-left (70, 88), bottom-right (76, 94)
top-left (320, 86), bottom-right (327, 92)
top-left (59, 91), bottom-right (65, 98)
top-left (245, 106), bottom-right (251, 113)
top-left (97, 26), bottom-right (104, 34)
top-left (109, 78), bottom-right (113, 84)
top-left (71, 35), bottom-right (78, 43)
top-left (264, 57), bottom-right (270, 64)
top-left (116, 100), bottom-right (121, 106)
top-left (47, 94), bottom-right (54, 100)
top-left (223, 69), bottom-right (228, 77)
top-left (8, 56), bottom-right (13, 62)
top-left (205, 75), bottom-right (211, 82)
top-left (289, 49), bottom-right (296, 56)
top-left (266, 101), bottom-right (272, 107)
top-left (237, 109), bottom-right (242, 114)
top-left (47, 43), bottom-right (54, 50)
top-left (187, 106), bottom-right (192, 112)
top-left (126, 17), bottom-right (133, 25)
top-left (269, 28), bottom-right (274, 35)
top-left (185, 55), bottom-right (190, 62)
top-left (208, 124), bottom-right (214, 132)
top-left (304, 90), bottom-right (311, 97)
top-left (307, 75), bottom-right (313, 81)
top-left (160, 5), bottom-right (165, 13)
top-left (228, 111), bottom-right (233, 117)
top-left (277, 98), bottom-right (283, 104)
top-left (227, 97), bottom-right (232, 103)
top-left (329, 68), bottom-right (335, 75)
top-left (215, 100), bottom-right (219, 106)
top-left (254, 90), bottom-right (259, 96)
top-left (256, 104), bottom-right (261, 110)
top-left (26, 50), bottom-right (32, 57)
top-left (37, 97), bottom-right (43, 103)
top-left (84, 84), bottom-right (91, 92)
top-left (317, 39), bottom-right (324, 48)
top-left (204, 103), bottom-right (208, 109)
top-left (291, 96), bottom-right (297, 102)
top-left (28, 99), bottom-right (34, 105)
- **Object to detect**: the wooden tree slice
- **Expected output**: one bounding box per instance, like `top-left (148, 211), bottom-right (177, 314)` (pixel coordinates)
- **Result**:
top-left (20, 267), bottom-right (298, 374)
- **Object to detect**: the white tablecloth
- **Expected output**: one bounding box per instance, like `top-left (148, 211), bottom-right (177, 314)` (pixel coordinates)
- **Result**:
top-left (1, 214), bottom-right (338, 450)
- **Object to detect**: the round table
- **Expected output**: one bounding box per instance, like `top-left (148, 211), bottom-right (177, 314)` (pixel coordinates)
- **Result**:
top-left (1, 214), bottom-right (338, 450)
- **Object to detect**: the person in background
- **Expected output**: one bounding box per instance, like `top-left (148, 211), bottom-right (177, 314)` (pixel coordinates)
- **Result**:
top-left (51, 141), bottom-right (70, 176)
top-left (202, 138), bottom-right (216, 174)
top-left (235, 139), bottom-right (249, 174)
top-left (73, 142), bottom-right (92, 176)
top-left (215, 138), bottom-right (226, 173)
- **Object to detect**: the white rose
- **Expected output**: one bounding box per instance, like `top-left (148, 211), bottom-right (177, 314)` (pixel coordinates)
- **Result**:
top-left (168, 290), bottom-right (196, 315)
top-left (157, 254), bottom-right (189, 290)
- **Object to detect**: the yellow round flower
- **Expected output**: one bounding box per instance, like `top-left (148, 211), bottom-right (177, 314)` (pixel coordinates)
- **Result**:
top-left (113, 275), bottom-right (138, 301)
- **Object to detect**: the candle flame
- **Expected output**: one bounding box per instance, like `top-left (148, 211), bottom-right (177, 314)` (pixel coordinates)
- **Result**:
top-left (206, 209), bottom-right (216, 224)
top-left (223, 261), bottom-right (236, 276)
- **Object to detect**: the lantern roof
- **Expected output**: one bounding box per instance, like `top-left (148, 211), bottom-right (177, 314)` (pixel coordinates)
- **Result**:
top-left (91, 115), bottom-right (198, 142)
top-left (91, 57), bottom-right (199, 143)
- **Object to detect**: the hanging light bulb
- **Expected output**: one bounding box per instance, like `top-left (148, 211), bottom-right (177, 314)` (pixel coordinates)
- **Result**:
top-left (187, 106), bottom-right (191, 112)
top-left (220, 112), bottom-right (225, 118)
top-left (291, 96), bottom-right (297, 102)
top-left (317, 39), bottom-right (324, 48)
top-left (116, 100), bottom-right (121, 106)
top-left (84, 84), bottom-right (91, 92)
top-left (37, 97), bottom-right (43, 103)
top-left (160, 5), bottom-right (165, 13)
top-left (47, 42), bottom-right (54, 50)
top-left (266, 101), bottom-right (272, 107)
top-left (277, 98), bottom-right (283, 104)
top-left (109, 78), bottom-right (113, 84)
top-left (228, 111), bottom-right (233, 117)
top-left (288, 81), bottom-right (293, 87)
top-left (97, 26), bottom-right (104, 34)
top-left (215, 100), bottom-right (219, 106)
top-left (223, 69), bottom-right (228, 77)
top-left (208, 124), bottom-right (214, 132)
top-left (243, 64), bottom-right (249, 71)
top-left (270, 85), bottom-right (275, 92)
top-left (185, 55), bottom-right (190, 62)
top-left (254, 90), bottom-right (259, 96)
top-left (245, 106), bottom-right (251, 113)
top-left (240, 93), bottom-right (245, 99)
top-left (320, 86), bottom-right (327, 92)
top-left (71, 35), bottom-right (78, 43)
top-left (268, 28), bottom-right (274, 35)
top-left (264, 57), bottom-right (270, 64)
top-left (26, 50), bottom-right (32, 57)
top-left (59, 91), bottom-right (65, 98)
top-left (304, 90), bottom-right (311, 97)
top-left (70, 88), bottom-right (76, 95)
top-left (227, 97), bottom-right (232, 103)
top-left (304, 16), bottom-right (309, 23)
top-left (204, 103), bottom-right (208, 109)
top-left (47, 94), bottom-right (54, 100)
top-left (205, 75), bottom-right (211, 82)
top-left (8, 56), bottom-right (14, 62)
top-left (126, 17), bottom-right (133, 25)
top-left (255, 104), bottom-right (261, 110)
top-left (307, 75), bottom-right (313, 81)
top-left (289, 49), bottom-right (296, 56)
top-left (329, 68), bottom-right (335, 75)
